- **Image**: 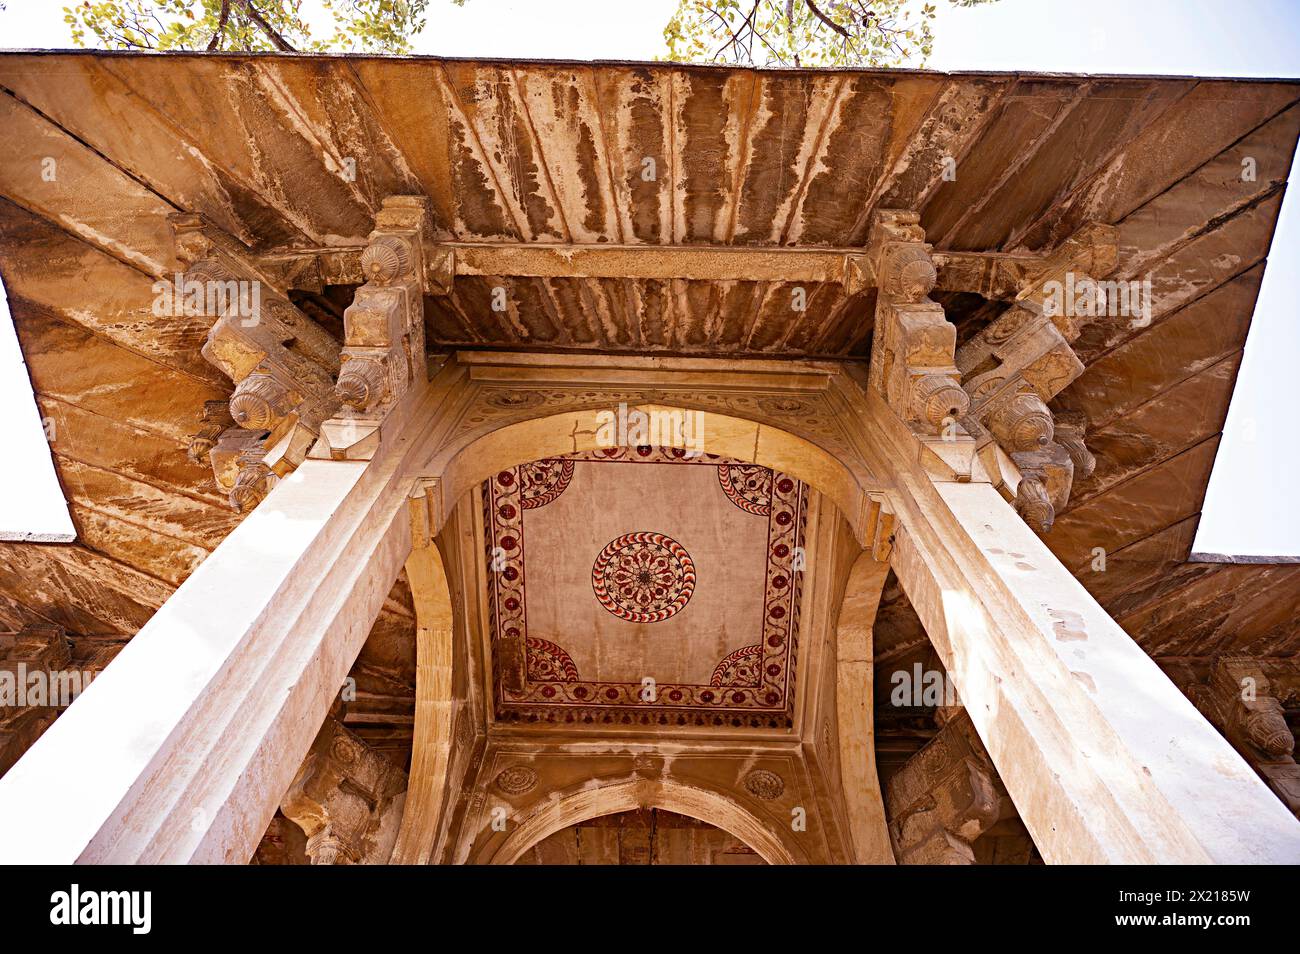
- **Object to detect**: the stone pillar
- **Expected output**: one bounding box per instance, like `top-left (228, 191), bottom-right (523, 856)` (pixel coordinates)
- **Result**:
top-left (0, 452), bottom-right (416, 863)
top-left (885, 474), bottom-right (1300, 863)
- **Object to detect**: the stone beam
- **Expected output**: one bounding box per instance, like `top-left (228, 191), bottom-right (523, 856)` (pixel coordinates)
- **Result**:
top-left (254, 241), bottom-right (1097, 301)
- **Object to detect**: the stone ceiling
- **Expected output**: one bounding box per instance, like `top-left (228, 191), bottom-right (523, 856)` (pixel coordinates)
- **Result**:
top-left (0, 53), bottom-right (1296, 766)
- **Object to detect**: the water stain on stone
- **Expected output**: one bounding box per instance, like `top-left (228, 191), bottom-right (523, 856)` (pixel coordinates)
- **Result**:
top-left (1071, 671), bottom-right (1097, 692)
top-left (1050, 607), bottom-right (1088, 642)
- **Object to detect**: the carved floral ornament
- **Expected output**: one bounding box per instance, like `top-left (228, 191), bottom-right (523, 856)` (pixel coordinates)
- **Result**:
top-left (494, 765), bottom-right (539, 796)
top-left (743, 770), bottom-right (785, 801)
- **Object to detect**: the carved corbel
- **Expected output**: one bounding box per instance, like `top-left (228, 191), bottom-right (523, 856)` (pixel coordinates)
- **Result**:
top-left (1, 626), bottom-right (119, 776)
top-left (315, 196), bottom-right (431, 460)
top-left (866, 211), bottom-right (969, 437)
top-left (186, 400), bottom-right (234, 465)
top-left (280, 715), bottom-right (408, 865)
top-left (229, 448), bottom-right (274, 514)
top-left (1010, 441), bottom-right (1073, 534)
top-left (1188, 658), bottom-right (1300, 818)
top-left (885, 711), bottom-right (1001, 864)
top-left (1052, 410), bottom-right (1096, 479)
top-left (169, 214), bottom-right (342, 510)
top-left (952, 225), bottom-right (1117, 532)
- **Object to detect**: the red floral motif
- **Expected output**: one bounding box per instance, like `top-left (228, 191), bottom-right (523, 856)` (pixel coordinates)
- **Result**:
top-left (519, 458), bottom-right (575, 509)
top-left (524, 637), bottom-right (579, 682)
top-left (592, 532), bottom-right (696, 623)
top-left (718, 464), bottom-right (772, 516)
top-left (710, 645), bottom-right (763, 687)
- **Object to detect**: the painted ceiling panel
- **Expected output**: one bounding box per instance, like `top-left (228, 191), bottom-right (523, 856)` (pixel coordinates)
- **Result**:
top-left (484, 449), bottom-right (808, 728)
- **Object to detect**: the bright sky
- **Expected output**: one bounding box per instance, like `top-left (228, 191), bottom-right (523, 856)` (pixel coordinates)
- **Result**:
top-left (0, 0), bottom-right (1296, 553)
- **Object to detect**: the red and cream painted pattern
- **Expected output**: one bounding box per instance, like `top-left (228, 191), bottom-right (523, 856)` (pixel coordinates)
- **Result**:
top-left (591, 532), bottom-right (697, 623)
top-left (718, 465), bottom-right (773, 516)
top-left (484, 448), bottom-right (806, 728)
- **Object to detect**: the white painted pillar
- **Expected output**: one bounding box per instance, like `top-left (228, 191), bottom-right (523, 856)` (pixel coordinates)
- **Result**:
top-left (0, 453), bottom-right (413, 863)
top-left (889, 477), bottom-right (1300, 863)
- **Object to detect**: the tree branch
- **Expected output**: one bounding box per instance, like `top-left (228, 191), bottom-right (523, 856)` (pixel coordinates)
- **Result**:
top-left (240, 0), bottom-right (297, 52)
top-left (208, 0), bottom-right (231, 51)
top-left (803, 0), bottom-right (852, 38)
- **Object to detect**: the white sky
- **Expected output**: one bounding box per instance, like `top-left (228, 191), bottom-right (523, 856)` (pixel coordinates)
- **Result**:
top-left (0, 0), bottom-right (1296, 553)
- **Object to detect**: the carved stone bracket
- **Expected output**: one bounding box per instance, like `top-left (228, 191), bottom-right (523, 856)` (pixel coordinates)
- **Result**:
top-left (884, 710), bottom-right (1001, 864)
top-left (953, 223), bottom-right (1118, 532)
top-left (1187, 658), bottom-right (1300, 818)
top-left (170, 213), bottom-right (342, 510)
top-left (866, 210), bottom-right (969, 437)
top-left (280, 714), bottom-right (408, 865)
top-left (313, 196), bottom-right (432, 461)
top-left (0, 625), bottom-right (119, 776)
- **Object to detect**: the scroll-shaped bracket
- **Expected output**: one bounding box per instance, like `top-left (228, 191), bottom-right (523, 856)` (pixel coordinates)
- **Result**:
top-left (952, 223), bottom-right (1117, 531)
top-left (280, 715), bottom-right (407, 865)
top-left (1188, 658), bottom-right (1300, 818)
top-left (866, 210), bottom-right (969, 437)
top-left (169, 213), bottom-right (341, 509)
top-left (315, 196), bottom-right (432, 461)
top-left (885, 711), bottom-right (1002, 864)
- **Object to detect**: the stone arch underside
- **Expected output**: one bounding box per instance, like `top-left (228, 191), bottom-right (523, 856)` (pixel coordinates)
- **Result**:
top-left (393, 367), bottom-right (896, 865)
top-left (475, 778), bottom-right (803, 865)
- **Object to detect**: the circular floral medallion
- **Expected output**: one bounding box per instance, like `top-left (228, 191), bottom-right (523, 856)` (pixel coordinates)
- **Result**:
top-left (494, 765), bottom-right (538, 795)
top-left (743, 769), bottom-right (785, 801)
top-left (592, 531), bottom-right (696, 623)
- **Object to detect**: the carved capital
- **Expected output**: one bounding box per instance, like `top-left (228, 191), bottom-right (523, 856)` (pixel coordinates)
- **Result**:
top-left (866, 210), bottom-right (965, 438)
top-left (229, 450), bottom-right (273, 513)
top-left (1187, 658), bottom-right (1300, 817)
top-left (1053, 410), bottom-right (1096, 479)
top-left (886, 711), bottom-right (1002, 864)
top-left (187, 400), bottom-right (234, 464)
top-left (986, 391), bottom-right (1054, 452)
top-left (170, 213), bottom-right (342, 510)
top-left (280, 716), bottom-right (408, 865)
top-left (1011, 441), bottom-right (1074, 534)
top-left (316, 196), bottom-right (431, 460)
top-left (952, 224), bottom-right (1114, 499)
